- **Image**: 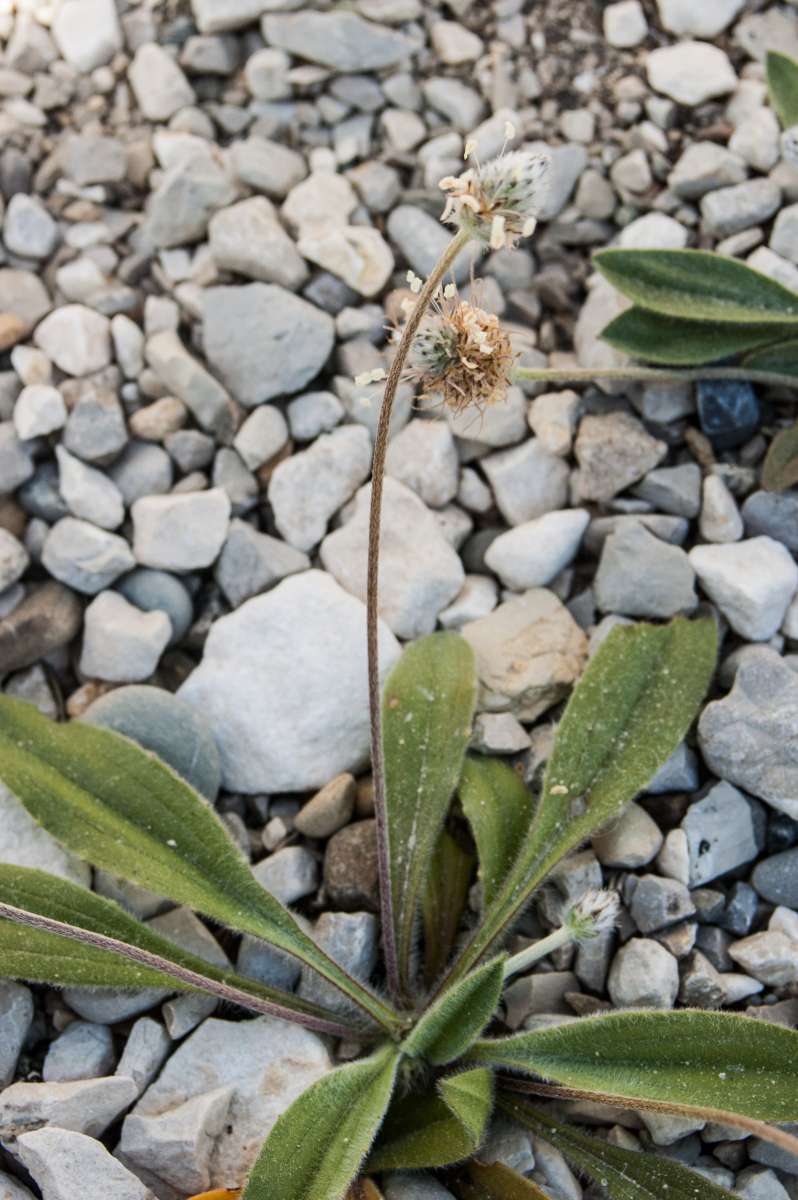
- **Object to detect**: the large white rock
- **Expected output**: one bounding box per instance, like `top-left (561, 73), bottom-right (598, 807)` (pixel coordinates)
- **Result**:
top-left (646, 41), bottom-right (737, 107)
top-left (178, 570), bottom-right (399, 792)
top-left (656, 0), bottom-right (746, 37)
top-left (689, 537), bottom-right (798, 641)
top-left (51, 0), bottom-right (122, 71)
top-left (123, 1016), bottom-right (331, 1189)
top-left (320, 479), bottom-right (465, 639)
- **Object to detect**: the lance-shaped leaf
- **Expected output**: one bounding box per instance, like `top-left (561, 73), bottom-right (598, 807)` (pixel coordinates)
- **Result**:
top-left (470, 1010), bottom-right (798, 1122)
top-left (368, 1069), bottom-right (494, 1172)
top-left (447, 1161), bottom-right (551, 1199)
top-left (744, 336), bottom-right (798, 378)
top-left (402, 957), bottom-right (505, 1065)
top-left (600, 308), bottom-right (794, 365)
top-left (459, 757), bottom-right (534, 908)
top-left (381, 633), bottom-right (477, 993)
top-left (423, 830), bottom-right (473, 986)
top-left (768, 50), bottom-right (798, 128)
top-left (0, 697), bottom-right (399, 1034)
top-left (594, 249), bottom-right (798, 324)
top-left (243, 1044), bottom-right (400, 1200)
top-left (500, 1099), bottom-right (737, 1200)
top-left (448, 617), bottom-right (717, 981)
top-left (0, 865), bottom-right (359, 1036)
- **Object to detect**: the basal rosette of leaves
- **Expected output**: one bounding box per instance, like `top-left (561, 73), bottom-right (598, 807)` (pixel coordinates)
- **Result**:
top-left (2, 614), bottom-right (798, 1200)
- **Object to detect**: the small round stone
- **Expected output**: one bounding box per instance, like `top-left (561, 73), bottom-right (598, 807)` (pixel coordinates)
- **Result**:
top-left (81, 684), bottom-right (222, 801)
top-left (116, 568), bottom-right (193, 646)
top-left (323, 819), bottom-right (379, 911)
top-left (294, 773), bottom-right (356, 839)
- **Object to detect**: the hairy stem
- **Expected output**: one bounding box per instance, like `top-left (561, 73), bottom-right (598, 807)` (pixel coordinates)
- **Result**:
top-left (367, 226), bottom-right (471, 1001)
top-left (0, 900), bottom-right (362, 1040)
top-left (503, 925), bottom-right (572, 982)
top-left (514, 364), bottom-right (798, 388)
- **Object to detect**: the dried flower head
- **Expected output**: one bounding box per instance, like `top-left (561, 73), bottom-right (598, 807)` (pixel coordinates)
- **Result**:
top-left (564, 889), bottom-right (621, 943)
top-left (406, 290), bottom-right (515, 414)
top-left (439, 149), bottom-right (551, 249)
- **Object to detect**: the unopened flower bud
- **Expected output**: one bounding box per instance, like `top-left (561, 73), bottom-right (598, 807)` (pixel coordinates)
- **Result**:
top-left (440, 150), bottom-right (551, 249)
top-left (565, 889), bottom-right (621, 943)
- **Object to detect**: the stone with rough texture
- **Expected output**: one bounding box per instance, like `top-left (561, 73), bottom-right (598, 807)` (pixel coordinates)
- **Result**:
top-left (0, 529), bottom-right (28, 593)
top-left (216, 520), bottom-right (309, 608)
top-left (575, 413), bottom-right (667, 502)
top-left (125, 1017), bottom-right (331, 1189)
top-left (263, 12), bottom-right (413, 72)
top-left (729, 932), bottom-right (798, 988)
top-left (646, 41), bottom-right (737, 106)
top-left (3, 195), bottom-right (58, 260)
top-left (657, 0), bottom-right (745, 37)
top-left (34, 306), bottom-right (111, 377)
top-left (699, 647), bottom-right (798, 821)
top-left (593, 802), bottom-right (663, 869)
top-left (128, 43), bottom-right (195, 121)
top-left (485, 510), bottom-right (589, 592)
top-left (55, 446), bottom-right (124, 531)
top-left (689, 538), bottom-right (798, 641)
top-left (119, 1086), bottom-right (233, 1194)
top-left (132, 489), bottom-right (231, 571)
top-left (179, 571), bottom-right (399, 792)
top-left (209, 197), bottom-right (308, 291)
top-left (269, 425), bottom-right (372, 552)
top-left (147, 153), bottom-right (237, 249)
top-left (0, 582), bottom-right (82, 674)
top-left (0, 982), bottom-right (33, 1088)
top-left (43, 1022), bottom-right (115, 1083)
top-left (0, 1076), bottom-right (138, 1140)
top-left (321, 479), bottom-right (464, 638)
top-left (14, 384), bottom-right (66, 439)
top-left (701, 181), bottom-right (782, 240)
top-left (42, 518), bottom-right (135, 595)
top-left (299, 911), bottom-right (379, 1010)
top-left (295, 774), bottom-right (356, 838)
top-left (0, 269), bottom-right (50, 335)
top-left (385, 419), bottom-right (459, 509)
top-left (115, 1018), bottom-right (171, 1097)
top-left (753, 850), bottom-right (798, 909)
top-left (16, 1128), bottom-right (153, 1200)
top-left (145, 331), bottom-right (233, 441)
top-left (203, 284), bottom-right (334, 407)
top-left (482, 439), bottom-right (570, 527)
top-left (79, 592), bottom-right (171, 684)
top-left (0, 1170), bottom-right (35, 1200)
top-left (682, 782), bottom-right (763, 886)
top-left (462, 589), bottom-right (588, 722)
top-left (595, 523), bottom-right (697, 619)
top-left (298, 226), bottom-right (394, 298)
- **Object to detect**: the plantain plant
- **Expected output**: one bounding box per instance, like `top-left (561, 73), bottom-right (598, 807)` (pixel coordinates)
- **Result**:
top-left (1, 144), bottom-right (798, 1200)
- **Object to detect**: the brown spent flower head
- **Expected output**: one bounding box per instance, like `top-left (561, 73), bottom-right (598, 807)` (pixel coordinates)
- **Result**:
top-left (407, 288), bottom-right (516, 415)
top-left (439, 145), bottom-right (551, 250)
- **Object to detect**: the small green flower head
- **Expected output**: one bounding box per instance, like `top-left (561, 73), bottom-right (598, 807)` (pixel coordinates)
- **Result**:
top-left (564, 889), bottom-right (621, 943)
top-left (440, 144), bottom-right (551, 249)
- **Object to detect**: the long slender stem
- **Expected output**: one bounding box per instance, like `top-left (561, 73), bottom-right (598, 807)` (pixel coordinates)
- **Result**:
top-left (367, 226), bottom-right (471, 1002)
top-left (0, 900), bottom-right (361, 1040)
top-left (515, 364), bottom-right (798, 388)
top-left (503, 925), bottom-right (572, 982)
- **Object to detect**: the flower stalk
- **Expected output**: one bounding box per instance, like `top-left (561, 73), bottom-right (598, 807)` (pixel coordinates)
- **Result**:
top-left (503, 890), bottom-right (620, 983)
top-left (514, 364), bottom-right (798, 389)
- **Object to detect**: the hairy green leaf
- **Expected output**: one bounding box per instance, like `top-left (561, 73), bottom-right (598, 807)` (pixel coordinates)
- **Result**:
top-left (459, 757), bottom-right (534, 908)
top-left (594, 249), bottom-right (798, 324)
top-left (382, 633), bottom-right (478, 993)
top-left (403, 957), bottom-right (505, 1065)
top-left (243, 1044), bottom-right (399, 1200)
top-left (472, 1011), bottom-right (798, 1122)
top-left (500, 1099), bottom-right (737, 1200)
top-left (368, 1069), bottom-right (493, 1172)
top-left (0, 865), bottom-right (356, 1036)
top-left (447, 1161), bottom-right (551, 1199)
top-left (763, 423), bottom-right (798, 491)
top-left (0, 697), bottom-right (399, 1033)
top-left (744, 336), bottom-right (798, 378)
top-left (600, 308), bottom-right (793, 365)
top-left (423, 830), bottom-right (474, 986)
top-left (449, 618), bottom-right (717, 981)
top-left (767, 50), bottom-right (798, 128)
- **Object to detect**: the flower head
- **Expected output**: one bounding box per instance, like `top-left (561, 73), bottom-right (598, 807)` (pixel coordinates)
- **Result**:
top-left (440, 150), bottom-right (551, 249)
top-left (564, 889), bottom-right (621, 943)
top-left (406, 289), bottom-right (515, 414)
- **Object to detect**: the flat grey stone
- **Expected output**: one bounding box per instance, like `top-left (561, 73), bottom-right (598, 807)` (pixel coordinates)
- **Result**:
top-left (42, 518), bottom-right (135, 595)
top-left (699, 646), bottom-right (798, 821)
top-left (115, 1017), bottom-right (171, 1096)
top-left (178, 570), bottom-right (400, 792)
top-left (128, 43), bottom-right (194, 121)
top-left (485, 510), bottom-right (589, 592)
top-left (630, 875), bottom-right (696, 933)
top-left (16, 1128), bottom-right (153, 1200)
top-left (269, 425), bottom-right (372, 551)
top-left (0, 1076), bottom-right (138, 1140)
top-left (43, 1022), bottom-right (115, 1083)
top-left (385, 419), bottom-right (459, 509)
top-left (595, 522), bottom-right (697, 619)
top-left (701, 180), bottom-right (782, 239)
top-left (608, 937), bottom-right (679, 1008)
top-left (633, 463), bottom-right (702, 518)
top-left (119, 1086), bottom-right (233, 1194)
top-left (209, 196), bottom-right (308, 290)
top-left (55, 446), bottom-right (125, 531)
top-left (574, 412), bottom-right (667, 502)
top-left (146, 152), bottom-right (237, 249)
top-left (3, 194), bottom-right (58, 260)
top-left (145, 330), bottom-right (234, 440)
top-left (229, 137), bottom-right (307, 200)
top-left (61, 379), bottom-right (127, 463)
top-left (690, 537), bottom-right (798, 641)
top-left (386, 204), bottom-right (479, 283)
top-left (0, 422), bottom-right (34, 495)
top-left (79, 592), bottom-right (171, 684)
top-left (233, 406), bottom-right (288, 471)
top-left (203, 283), bottom-right (334, 407)
top-left (0, 269), bottom-right (50, 335)
top-left (482, 438), bottom-right (569, 527)
top-left (263, 11), bottom-right (413, 71)
top-left (34, 306), bottom-right (111, 378)
top-left (132, 488), bottom-right (231, 571)
top-left (752, 849), bottom-right (798, 909)
top-left (742, 489), bottom-right (798, 554)
top-left (0, 982), bottom-right (33, 1088)
top-left (646, 40), bottom-right (736, 106)
top-left (215, 519), bottom-right (309, 608)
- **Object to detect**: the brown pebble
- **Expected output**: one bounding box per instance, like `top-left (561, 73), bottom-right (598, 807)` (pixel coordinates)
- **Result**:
top-left (355, 775), bottom-right (375, 818)
top-left (0, 312), bottom-right (26, 350)
top-left (0, 581), bottom-right (82, 674)
top-left (323, 819), bottom-right (380, 912)
top-left (294, 772), bottom-right (356, 839)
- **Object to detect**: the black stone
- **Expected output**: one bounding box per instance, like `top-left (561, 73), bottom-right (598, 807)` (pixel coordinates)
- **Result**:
top-left (697, 380), bottom-right (760, 450)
